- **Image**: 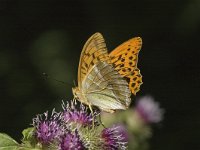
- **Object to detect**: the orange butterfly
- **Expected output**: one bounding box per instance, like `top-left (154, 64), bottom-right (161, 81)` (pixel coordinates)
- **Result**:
top-left (73, 33), bottom-right (131, 113)
top-left (73, 33), bottom-right (142, 113)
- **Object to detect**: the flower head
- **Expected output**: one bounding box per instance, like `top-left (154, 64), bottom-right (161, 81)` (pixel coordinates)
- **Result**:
top-left (101, 125), bottom-right (128, 150)
top-left (62, 101), bottom-right (99, 128)
top-left (59, 130), bottom-right (84, 150)
top-left (135, 96), bottom-right (164, 124)
top-left (32, 109), bottom-right (63, 144)
top-left (31, 100), bottom-right (128, 149)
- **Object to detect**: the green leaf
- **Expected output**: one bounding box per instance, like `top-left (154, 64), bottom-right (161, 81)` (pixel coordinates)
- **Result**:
top-left (0, 133), bottom-right (19, 150)
top-left (0, 133), bottom-right (41, 150)
top-left (22, 127), bottom-right (35, 141)
top-left (16, 147), bottom-right (41, 150)
top-left (21, 127), bottom-right (38, 148)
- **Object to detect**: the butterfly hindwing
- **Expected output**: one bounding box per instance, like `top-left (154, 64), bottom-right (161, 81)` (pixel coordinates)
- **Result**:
top-left (109, 37), bottom-right (143, 95)
top-left (82, 61), bottom-right (131, 112)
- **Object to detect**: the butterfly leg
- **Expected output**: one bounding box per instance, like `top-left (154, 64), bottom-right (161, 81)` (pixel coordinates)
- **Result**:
top-left (72, 97), bottom-right (77, 105)
top-left (88, 104), bottom-right (95, 128)
top-left (98, 114), bottom-right (106, 128)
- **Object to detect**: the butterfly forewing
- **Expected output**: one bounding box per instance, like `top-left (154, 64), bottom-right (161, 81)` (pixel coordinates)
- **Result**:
top-left (127, 68), bottom-right (142, 95)
top-left (78, 33), bottom-right (110, 88)
top-left (109, 37), bottom-right (143, 95)
top-left (82, 61), bottom-right (131, 112)
top-left (109, 37), bottom-right (142, 75)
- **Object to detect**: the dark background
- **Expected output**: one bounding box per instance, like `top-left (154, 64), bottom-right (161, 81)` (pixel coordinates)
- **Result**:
top-left (0, 0), bottom-right (199, 149)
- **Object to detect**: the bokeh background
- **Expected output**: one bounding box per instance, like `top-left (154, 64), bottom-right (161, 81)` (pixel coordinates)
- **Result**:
top-left (0, 0), bottom-right (199, 149)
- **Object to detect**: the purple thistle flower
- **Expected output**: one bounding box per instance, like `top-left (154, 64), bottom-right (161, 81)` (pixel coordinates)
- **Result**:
top-left (62, 101), bottom-right (99, 127)
top-left (59, 130), bottom-right (84, 150)
top-left (101, 125), bottom-right (128, 150)
top-left (32, 109), bottom-right (63, 144)
top-left (135, 96), bottom-right (164, 124)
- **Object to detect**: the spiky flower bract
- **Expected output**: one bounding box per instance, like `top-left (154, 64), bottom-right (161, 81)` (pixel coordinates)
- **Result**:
top-left (61, 101), bottom-right (99, 129)
top-left (60, 100), bottom-right (100, 149)
top-left (32, 109), bottom-right (63, 145)
top-left (59, 130), bottom-right (84, 150)
top-left (101, 125), bottom-right (128, 150)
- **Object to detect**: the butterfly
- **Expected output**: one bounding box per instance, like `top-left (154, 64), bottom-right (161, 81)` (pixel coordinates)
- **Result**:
top-left (73, 33), bottom-right (134, 113)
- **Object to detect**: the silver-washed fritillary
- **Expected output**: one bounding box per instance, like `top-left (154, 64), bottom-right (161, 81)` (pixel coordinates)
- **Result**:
top-left (72, 33), bottom-right (132, 113)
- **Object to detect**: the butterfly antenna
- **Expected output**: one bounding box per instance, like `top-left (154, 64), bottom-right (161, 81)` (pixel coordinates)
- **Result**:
top-left (88, 104), bottom-right (95, 129)
top-left (73, 80), bottom-right (77, 87)
top-left (42, 72), bottom-right (72, 86)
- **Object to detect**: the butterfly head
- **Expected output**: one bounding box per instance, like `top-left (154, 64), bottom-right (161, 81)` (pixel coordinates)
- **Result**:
top-left (72, 87), bottom-right (89, 105)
